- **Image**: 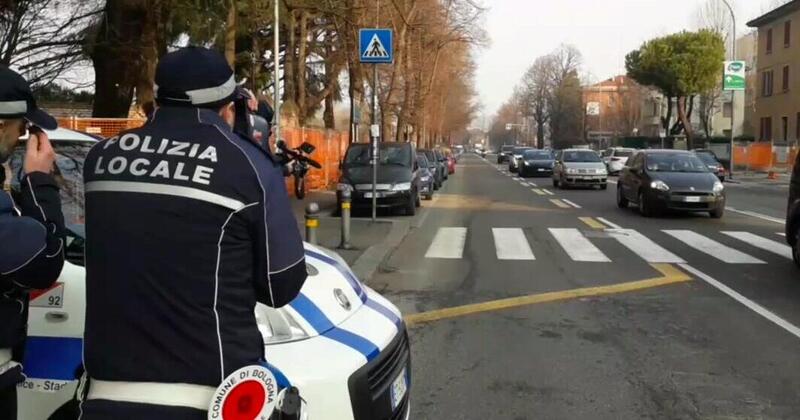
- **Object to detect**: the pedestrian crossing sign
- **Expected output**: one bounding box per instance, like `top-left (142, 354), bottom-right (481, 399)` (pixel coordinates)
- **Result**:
top-left (360, 29), bottom-right (393, 64)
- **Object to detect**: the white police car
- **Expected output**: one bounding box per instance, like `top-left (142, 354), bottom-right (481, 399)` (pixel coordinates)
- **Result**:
top-left (12, 129), bottom-right (411, 420)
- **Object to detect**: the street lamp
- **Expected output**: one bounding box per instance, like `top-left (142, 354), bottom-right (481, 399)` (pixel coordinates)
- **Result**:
top-left (720, 0), bottom-right (736, 177)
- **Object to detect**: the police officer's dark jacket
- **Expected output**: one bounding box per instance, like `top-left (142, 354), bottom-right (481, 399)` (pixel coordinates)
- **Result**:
top-left (0, 170), bottom-right (65, 389)
top-left (83, 106), bottom-right (308, 387)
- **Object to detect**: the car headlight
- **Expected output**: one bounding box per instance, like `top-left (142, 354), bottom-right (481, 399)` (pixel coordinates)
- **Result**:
top-left (713, 181), bottom-right (724, 194)
top-left (421, 175), bottom-right (432, 182)
top-left (391, 182), bottom-right (412, 191)
top-left (650, 180), bottom-right (670, 191)
top-left (337, 182), bottom-right (353, 192)
top-left (256, 304), bottom-right (310, 345)
top-left (566, 168), bottom-right (578, 174)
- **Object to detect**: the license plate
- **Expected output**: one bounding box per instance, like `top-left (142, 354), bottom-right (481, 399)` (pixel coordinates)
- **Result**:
top-left (537, 168), bottom-right (546, 172)
top-left (364, 192), bottom-right (384, 198)
top-left (685, 196), bottom-right (702, 203)
top-left (390, 368), bottom-right (408, 410)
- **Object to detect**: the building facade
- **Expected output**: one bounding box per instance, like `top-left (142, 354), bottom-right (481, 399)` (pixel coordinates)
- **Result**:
top-left (748, 0), bottom-right (800, 144)
top-left (582, 75), bottom-right (648, 148)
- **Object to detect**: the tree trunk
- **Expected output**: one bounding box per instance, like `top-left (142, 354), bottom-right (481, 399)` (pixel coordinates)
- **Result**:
top-left (225, 0), bottom-right (236, 70)
top-left (677, 96), bottom-right (694, 148)
top-left (296, 10), bottom-right (309, 125)
top-left (282, 9), bottom-right (298, 125)
top-left (135, 2), bottom-right (160, 115)
top-left (662, 96), bottom-right (673, 133)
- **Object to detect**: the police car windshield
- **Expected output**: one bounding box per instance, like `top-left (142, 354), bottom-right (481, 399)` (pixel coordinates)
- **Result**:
top-left (6, 140), bottom-right (94, 226)
top-left (345, 144), bottom-right (412, 167)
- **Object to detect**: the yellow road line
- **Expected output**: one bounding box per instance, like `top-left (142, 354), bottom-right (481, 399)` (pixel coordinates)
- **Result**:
top-left (579, 217), bottom-right (606, 230)
top-left (550, 199), bottom-right (571, 209)
top-left (404, 264), bottom-right (690, 327)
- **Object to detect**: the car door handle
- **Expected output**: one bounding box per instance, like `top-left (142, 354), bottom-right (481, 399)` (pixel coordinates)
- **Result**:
top-left (45, 311), bottom-right (69, 322)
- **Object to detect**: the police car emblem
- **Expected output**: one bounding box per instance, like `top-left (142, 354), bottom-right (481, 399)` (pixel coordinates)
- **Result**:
top-left (334, 288), bottom-right (352, 311)
top-left (208, 365), bottom-right (278, 420)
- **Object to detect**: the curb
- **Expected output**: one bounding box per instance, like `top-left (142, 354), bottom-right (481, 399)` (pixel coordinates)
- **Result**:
top-left (351, 218), bottom-right (411, 283)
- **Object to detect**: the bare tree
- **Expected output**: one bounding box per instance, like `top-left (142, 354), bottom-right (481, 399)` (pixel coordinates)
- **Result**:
top-left (547, 44), bottom-right (583, 148)
top-left (0, 0), bottom-right (102, 86)
top-left (519, 55), bottom-right (554, 148)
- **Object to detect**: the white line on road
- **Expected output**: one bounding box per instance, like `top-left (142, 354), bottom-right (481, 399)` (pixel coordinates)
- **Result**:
top-left (721, 231), bottom-right (793, 260)
top-left (528, 182), bottom-right (538, 187)
top-left (607, 180), bottom-right (618, 185)
top-left (549, 228), bottom-right (610, 262)
top-left (680, 264), bottom-right (800, 340)
top-left (777, 232), bottom-right (787, 237)
top-left (542, 189), bottom-right (555, 196)
top-left (607, 229), bottom-right (686, 263)
top-left (492, 228), bottom-right (536, 260)
top-left (550, 199), bottom-right (572, 209)
top-left (596, 217), bottom-right (623, 230)
top-left (561, 199), bottom-right (582, 209)
top-left (532, 189), bottom-right (545, 196)
top-left (727, 207), bottom-right (785, 224)
top-left (425, 227), bottom-right (467, 259)
top-left (662, 230), bottom-right (765, 264)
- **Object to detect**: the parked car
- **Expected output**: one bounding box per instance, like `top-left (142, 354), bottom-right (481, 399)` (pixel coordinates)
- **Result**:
top-left (693, 149), bottom-right (727, 182)
top-left (417, 153), bottom-right (436, 200)
top-left (508, 146), bottom-right (533, 173)
top-left (434, 148), bottom-right (449, 180)
top-left (14, 131), bottom-right (413, 420)
top-left (338, 142), bottom-right (422, 215)
top-left (617, 150), bottom-right (725, 218)
top-left (519, 149), bottom-right (555, 177)
top-left (497, 145), bottom-right (515, 164)
top-left (787, 153), bottom-right (800, 266)
top-left (553, 149), bottom-right (608, 189)
top-left (602, 147), bottom-right (636, 175)
top-left (419, 148), bottom-right (445, 189)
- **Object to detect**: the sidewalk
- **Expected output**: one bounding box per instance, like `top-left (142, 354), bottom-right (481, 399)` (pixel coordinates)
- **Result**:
top-left (727, 171), bottom-right (790, 186)
top-left (290, 189), bottom-right (410, 282)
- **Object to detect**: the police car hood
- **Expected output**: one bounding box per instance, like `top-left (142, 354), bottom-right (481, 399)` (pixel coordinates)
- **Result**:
top-left (271, 243), bottom-right (368, 337)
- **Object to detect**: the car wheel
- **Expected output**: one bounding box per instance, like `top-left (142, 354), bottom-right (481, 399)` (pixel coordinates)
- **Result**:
top-left (793, 229), bottom-right (800, 268)
top-left (638, 191), bottom-right (652, 217)
top-left (616, 185), bottom-right (628, 208)
top-left (553, 178), bottom-right (560, 188)
top-left (709, 205), bottom-right (724, 219)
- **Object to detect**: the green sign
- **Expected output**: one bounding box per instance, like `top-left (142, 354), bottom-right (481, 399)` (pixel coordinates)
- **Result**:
top-left (723, 60), bottom-right (746, 91)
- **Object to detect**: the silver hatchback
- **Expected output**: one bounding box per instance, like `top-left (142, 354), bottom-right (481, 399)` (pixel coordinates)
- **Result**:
top-left (553, 149), bottom-right (608, 189)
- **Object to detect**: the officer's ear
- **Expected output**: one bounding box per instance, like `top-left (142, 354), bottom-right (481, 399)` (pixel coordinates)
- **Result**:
top-left (218, 102), bottom-right (235, 128)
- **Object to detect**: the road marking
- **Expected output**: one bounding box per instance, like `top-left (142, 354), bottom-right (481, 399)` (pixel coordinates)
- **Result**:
top-left (549, 228), bottom-right (610, 262)
top-left (679, 264), bottom-right (800, 340)
top-left (528, 182), bottom-right (538, 187)
top-left (777, 232), bottom-right (787, 237)
top-left (596, 217), bottom-right (622, 229)
top-left (663, 230), bottom-right (765, 264)
top-left (607, 179), bottom-right (618, 185)
top-left (607, 229), bottom-right (686, 263)
top-left (550, 199), bottom-right (572, 209)
top-left (492, 228), bottom-right (536, 260)
top-left (561, 199), bottom-right (582, 209)
top-left (721, 231), bottom-right (793, 260)
top-left (425, 227), bottom-right (467, 259)
top-left (513, 177), bottom-right (523, 181)
top-left (532, 189), bottom-right (546, 196)
top-left (542, 189), bottom-right (555, 196)
top-left (405, 264), bottom-right (690, 326)
top-left (579, 217), bottom-right (606, 230)
top-left (727, 207), bottom-right (785, 224)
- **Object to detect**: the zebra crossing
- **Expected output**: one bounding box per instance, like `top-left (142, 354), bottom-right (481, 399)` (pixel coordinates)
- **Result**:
top-left (423, 226), bottom-right (793, 265)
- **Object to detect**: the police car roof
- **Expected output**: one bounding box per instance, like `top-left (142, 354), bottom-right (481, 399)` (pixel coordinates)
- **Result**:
top-left (45, 127), bottom-right (99, 143)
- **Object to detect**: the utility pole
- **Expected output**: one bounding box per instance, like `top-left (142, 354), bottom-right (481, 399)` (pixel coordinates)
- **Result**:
top-left (273, 0), bottom-right (281, 146)
top-left (721, 0), bottom-right (736, 177)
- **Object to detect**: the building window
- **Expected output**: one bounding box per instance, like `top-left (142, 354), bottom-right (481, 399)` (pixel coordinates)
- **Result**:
top-left (786, 21), bottom-right (792, 47)
top-left (763, 70), bottom-right (774, 97)
top-left (723, 102), bottom-right (733, 118)
top-left (768, 28), bottom-right (773, 54)
top-left (761, 117), bottom-right (773, 141)
top-left (783, 116), bottom-right (789, 142)
top-left (784, 66), bottom-right (791, 92)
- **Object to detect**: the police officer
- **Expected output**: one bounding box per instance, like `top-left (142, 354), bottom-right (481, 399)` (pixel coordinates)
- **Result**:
top-left (0, 67), bottom-right (65, 419)
top-left (81, 47), bottom-right (308, 419)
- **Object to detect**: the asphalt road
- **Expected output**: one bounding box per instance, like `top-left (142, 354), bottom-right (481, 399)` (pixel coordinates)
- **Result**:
top-left (369, 153), bottom-right (800, 419)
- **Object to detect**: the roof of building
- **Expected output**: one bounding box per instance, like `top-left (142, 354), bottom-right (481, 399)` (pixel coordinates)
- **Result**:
top-left (747, 0), bottom-right (800, 28)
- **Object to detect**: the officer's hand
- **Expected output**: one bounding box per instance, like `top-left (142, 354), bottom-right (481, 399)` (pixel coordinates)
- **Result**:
top-left (24, 130), bottom-right (56, 175)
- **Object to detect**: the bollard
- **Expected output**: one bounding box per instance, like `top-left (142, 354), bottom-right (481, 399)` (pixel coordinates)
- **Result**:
top-left (305, 202), bottom-right (320, 245)
top-left (339, 190), bottom-right (353, 250)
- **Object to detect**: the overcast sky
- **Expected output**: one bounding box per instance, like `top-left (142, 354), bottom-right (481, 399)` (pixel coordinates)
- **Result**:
top-left (474, 0), bottom-right (777, 126)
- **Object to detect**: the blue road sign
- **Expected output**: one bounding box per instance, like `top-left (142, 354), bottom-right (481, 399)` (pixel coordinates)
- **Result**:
top-left (359, 29), bottom-right (393, 64)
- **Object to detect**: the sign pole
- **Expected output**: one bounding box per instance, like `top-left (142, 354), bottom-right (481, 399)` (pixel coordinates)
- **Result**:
top-left (273, 0), bottom-right (280, 148)
top-left (372, 64), bottom-right (378, 222)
